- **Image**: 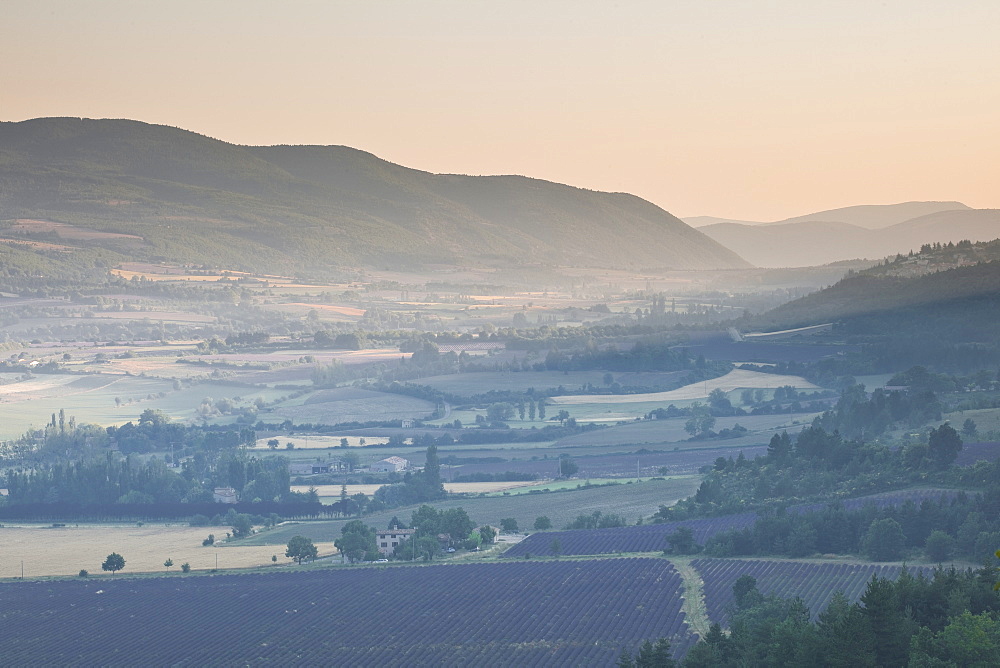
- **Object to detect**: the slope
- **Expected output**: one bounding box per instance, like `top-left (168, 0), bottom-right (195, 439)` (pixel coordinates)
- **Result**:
top-left (0, 118), bottom-right (750, 273)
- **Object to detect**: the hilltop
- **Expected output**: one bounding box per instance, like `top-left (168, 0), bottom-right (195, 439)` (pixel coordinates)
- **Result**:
top-left (690, 202), bottom-right (997, 267)
top-left (0, 118), bottom-right (748, 274)
top-left (751, 240), bottom-right (1000, 370)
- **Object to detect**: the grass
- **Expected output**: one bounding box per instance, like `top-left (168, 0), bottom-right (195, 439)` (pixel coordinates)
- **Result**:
top-left (485, 476), bottom-right (693, 495)
top-left (549, 369), bottom-right (819, 406)
top-left (242, 476), bottom-right (702, 547)
top-left (416, 370), bottom-right (689, 397)
top-left (265, 388), bottom-right (435, 425)
top-left (0, 523), bottom-right (336, 578)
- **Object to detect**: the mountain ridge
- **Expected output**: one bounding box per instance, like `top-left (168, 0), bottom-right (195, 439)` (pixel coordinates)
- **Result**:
top-left (0, 117), bottom-right (749, 273)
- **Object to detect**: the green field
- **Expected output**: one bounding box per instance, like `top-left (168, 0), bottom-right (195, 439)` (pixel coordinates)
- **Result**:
top-left (487, 476), bottom-right (692, 495)
top-left (241, 476), bottom-right (701, 546)
top-left (265, 387), bottom-right (436, 425)
top-left (418, 370), bottom-right (690, 397)
top-left (555, 413), bottom-right (816, 447)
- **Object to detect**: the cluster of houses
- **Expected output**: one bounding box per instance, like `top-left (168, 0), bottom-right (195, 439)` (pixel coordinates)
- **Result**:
top-left (214, 456), bottom-right (412, 504)
top-left (289, 456), bottom-right (410, 477)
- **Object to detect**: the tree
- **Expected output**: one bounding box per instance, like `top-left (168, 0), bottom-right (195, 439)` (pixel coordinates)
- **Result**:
top-left (500, 518), bottom-right (519, 533)
top-left (163, 558), bottom-right (173, 568)
top-left (962, 418), bottom-right (978, 437)
top-left (101, 552), bottom-right (125, 575)
top-left (285, 535), bottom-right (319, 564)
top-left (925, 530), bottom-right (955, 562)
top-left (559, 454), bottom-right (578, 477)
top-left (534, 516), bottom-right (552, 530)
top-left (928, 422), bottom-right (962, 468)
top-left (860, 576), bottom-right (909, 668)
top-left (732, 574), bottom-right (759, 609)
top-left (479, 525), bottom-right (497, 545)
top-left (664, 526), bottom-right (698, 555)
top-left (335, 520), bottom-right (378, 563)
top-left (863, 518), bottom-right (906, 561)
top-left (550, 538), bottom-right (562, 557)
top-left (486, 402), bottom-right (515, 424)
top-left (181, 562), bottom-right (191, 573)
top-left (230, 513), bottom-right (253, 539)
top-left (617, 638), bottom-right (675, 668)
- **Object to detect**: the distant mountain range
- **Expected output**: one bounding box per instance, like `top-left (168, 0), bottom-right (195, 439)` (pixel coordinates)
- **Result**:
top-left (0, 118), bottom-right (748, 274)
top-left (685, 202), bottom-right (999, 268)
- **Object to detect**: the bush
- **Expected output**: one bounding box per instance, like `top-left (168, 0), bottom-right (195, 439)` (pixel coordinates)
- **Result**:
top-left (181, 563), bottom-right (191, 573)
top-left (78, 569), bottom-right (88, 577)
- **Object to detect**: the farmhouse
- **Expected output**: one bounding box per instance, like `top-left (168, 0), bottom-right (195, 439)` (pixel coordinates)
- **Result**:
top-left (375, 527), bottom-right (416, 555)
top-left (213, 487), bottom-right (238, 504)
top-left (371, 456), bottom-right (409, 473)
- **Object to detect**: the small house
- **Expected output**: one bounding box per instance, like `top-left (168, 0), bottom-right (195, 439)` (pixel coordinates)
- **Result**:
top-left (375, 527), bottom-right (416, 555)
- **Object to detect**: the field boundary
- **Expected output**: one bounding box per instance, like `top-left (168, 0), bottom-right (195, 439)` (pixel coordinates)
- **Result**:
top-left (668, 556), bottom-right (711, 638)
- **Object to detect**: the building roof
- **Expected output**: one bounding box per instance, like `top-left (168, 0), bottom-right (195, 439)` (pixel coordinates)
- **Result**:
top-left (378, 456), bottom-right (409, 465)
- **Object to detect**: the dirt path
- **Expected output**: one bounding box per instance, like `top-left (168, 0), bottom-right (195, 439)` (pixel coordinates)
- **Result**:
top-left (667, 556), bottom-right (711, 638)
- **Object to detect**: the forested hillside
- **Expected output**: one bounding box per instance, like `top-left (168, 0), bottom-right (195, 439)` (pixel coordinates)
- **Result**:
top-left (0, 118), bottom-right (749, 273)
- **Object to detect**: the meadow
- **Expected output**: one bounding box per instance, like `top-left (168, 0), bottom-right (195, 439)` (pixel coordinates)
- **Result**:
top-left (0, 523), bottom-right (334, 578)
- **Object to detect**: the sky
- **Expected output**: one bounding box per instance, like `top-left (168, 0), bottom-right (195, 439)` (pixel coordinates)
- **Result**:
top-left (2, 0), bottom-right (998, 221)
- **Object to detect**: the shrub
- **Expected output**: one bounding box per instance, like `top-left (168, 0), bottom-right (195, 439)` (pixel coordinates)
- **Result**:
top-left (78, 569), bottom-right (88, 577)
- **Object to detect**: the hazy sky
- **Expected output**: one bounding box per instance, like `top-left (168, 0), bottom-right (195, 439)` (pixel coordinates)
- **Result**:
top-left (3, 1), bottom-right (998, 220)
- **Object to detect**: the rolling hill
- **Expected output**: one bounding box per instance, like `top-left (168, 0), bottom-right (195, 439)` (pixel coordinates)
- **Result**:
top-left (0, 118), bottom-right (749, 273)
top-left (691, 203), bottom-right (998, 268)
top-left (751, 240), bottom-right (1000, 370)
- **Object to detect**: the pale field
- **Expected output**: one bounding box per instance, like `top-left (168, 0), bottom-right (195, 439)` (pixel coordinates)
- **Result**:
top-left (253, 435), bottom-right (390, 449)
top-left (0, 374), bottom-right (287, 439)
top-left (290, 480), bottom-right (543, 497)
top-left (0, 524), bottom-right (337, 579)
top-left (549, 369), bottom-right (820, 405)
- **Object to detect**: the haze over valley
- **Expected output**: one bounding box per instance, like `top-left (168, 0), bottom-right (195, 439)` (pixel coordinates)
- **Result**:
top-left (2, 2), bottom-right (1000, 666)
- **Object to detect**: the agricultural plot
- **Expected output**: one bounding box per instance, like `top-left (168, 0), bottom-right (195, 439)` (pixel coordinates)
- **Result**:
top-left (245, 477), bottom-right (701, 547)
top-left (549, 369), bottom-right (819, 406)
top-left (503, 513), bottom-right (758, 559)
top-left (790, 488), bottom-right (962, 515)
top-left (0, 524), bottom-right (326, 579)
top-left (956, 441), bottom-right (1000, 466)
top-left (693, 558), bottom-right (936, 626)
top-left (418, 369), bottom-right (690, 398)
top-left (0, 558), bottom-right (695, 666)
top-left (554, 413), bottom-right (813, 446)
top-left (449, 444), bottom-right (770, 478)
top-left (265, 387), bottom-right (435, 425)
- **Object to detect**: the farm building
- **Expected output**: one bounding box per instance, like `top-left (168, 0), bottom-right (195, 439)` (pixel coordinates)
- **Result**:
top-left (375, 527), bottom-right (416, 555)
top-left (289, 462), bottom-right (337, 475)
top-left (371, 456), bottom-right (409, 473)
top-left (213, 487), bottom-right (238, 504)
